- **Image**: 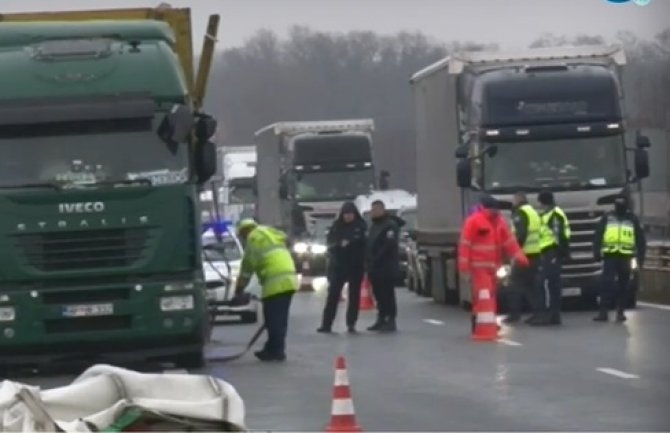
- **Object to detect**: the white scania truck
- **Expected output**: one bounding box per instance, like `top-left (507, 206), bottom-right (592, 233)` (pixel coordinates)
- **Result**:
top-left (254, 119), bottom-right (377, 237)
top-left (410, 45), bottom-right (652, 308)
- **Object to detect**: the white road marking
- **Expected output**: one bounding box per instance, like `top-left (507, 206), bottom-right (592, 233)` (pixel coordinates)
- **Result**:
top-left (596, 367), bottom-right (639, 379)
top-left (498, 338), bottom-right (523, 347)
top-left (163, 369), bottom-right (189, 374)
top-left (423, 319), bottom-right (445, 325)
top-left (637, 301), bottom-right (670, 312)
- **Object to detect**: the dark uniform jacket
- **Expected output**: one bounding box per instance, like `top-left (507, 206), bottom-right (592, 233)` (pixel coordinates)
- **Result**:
top-left (327, 202), bottom-right (367, 277)
top-left (366, 213), bottom-right (405, 279)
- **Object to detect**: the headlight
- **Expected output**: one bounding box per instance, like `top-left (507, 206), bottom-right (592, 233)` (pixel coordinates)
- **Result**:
top-left (631, 258), bottom-right (638, 270)
top-left (0, 307), bottom-right (15, 322)
top-left (293, 242), bottom-right (308, 254)
top-left (496, 265), bottom-right (511, 280)
top-left (310, 244), bottom-right (327, 254)
top-left (160, 295), bottom-right (194, 311)
top-left (164, 282), bottom-right (195, 292)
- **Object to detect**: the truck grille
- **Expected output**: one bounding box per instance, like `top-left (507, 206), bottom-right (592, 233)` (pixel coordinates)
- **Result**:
top-left (562, 209), bottom-right (604, 279)
top-left (13, 228), bottom-right (152, 272)
top-left (44, 315), bottom-right (132, 334)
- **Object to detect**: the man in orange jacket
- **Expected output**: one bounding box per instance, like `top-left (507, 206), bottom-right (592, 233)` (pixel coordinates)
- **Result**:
top-left (458, 195), bottom-right (529, 332)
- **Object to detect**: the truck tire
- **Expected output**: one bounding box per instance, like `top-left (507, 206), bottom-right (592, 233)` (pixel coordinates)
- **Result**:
top-left (175, 349), bottom-right (205, 369)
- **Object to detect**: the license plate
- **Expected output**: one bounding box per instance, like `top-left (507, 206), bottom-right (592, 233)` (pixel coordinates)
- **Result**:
top-left (62, 303), bottom-right (114, 318)
top-left (562, 287), bottom-right (581, 297)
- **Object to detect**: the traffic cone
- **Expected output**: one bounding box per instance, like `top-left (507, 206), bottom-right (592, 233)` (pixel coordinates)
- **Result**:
top-left (326, 356), bottom-right (362, 432)
top-left (359, 276), bottom-right (374, 311)
top-left (472, 288), bottom-right (498, 342)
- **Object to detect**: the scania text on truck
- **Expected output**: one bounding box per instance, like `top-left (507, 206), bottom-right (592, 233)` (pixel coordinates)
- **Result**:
top-left (410, 45), bottom-right (651, 308)
top-left (254, 119), bottom-right (377, 237)
top-left (0, 6), bottom-right (220, 368)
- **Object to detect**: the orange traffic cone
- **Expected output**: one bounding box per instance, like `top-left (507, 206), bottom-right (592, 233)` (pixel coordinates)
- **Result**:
top-left (359, 276), bottom-right (374, 311)
top-left (472, 288), bottom-right (498, 342)
top-left (326, 356), bottom-right (362, 432)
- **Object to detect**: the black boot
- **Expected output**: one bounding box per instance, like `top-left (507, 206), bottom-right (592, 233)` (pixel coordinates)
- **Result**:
top-left (317, 326), bottom-right (332, 333)
top-left (379, 319), bottom-right (397, 333)
top-left (528, 313), bottom-right (550, 326)
top-left (615, 309), bottom-right (627, 322)
top-left (367, 317), bottom-right (385, 331)
top-left (503, 315), bottom-right (520, 325)
top-left (347, 324), bottom-right (357, 334)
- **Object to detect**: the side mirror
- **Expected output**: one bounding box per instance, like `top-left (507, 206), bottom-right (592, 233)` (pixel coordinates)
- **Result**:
top-left (456, 159), bottom-right (472, 188)
top-left (157, 104), bottom-right (194, 145)
top-left (195, 114), bottom-right (218, 143)
top-left (454, 145), bottom-right (468, 159)
top-left (596, 193), bottom-right (621, 206)
top-left (634, 148), bottom-right (650, 180)
top-left (194, 141), bottom-right (217, 184)
top-left (485, 144), bottom-right (498, 158)
top-left (279, 177), bottom-right (289, 199)
top-left (636, 134), bottom-right (651, 149)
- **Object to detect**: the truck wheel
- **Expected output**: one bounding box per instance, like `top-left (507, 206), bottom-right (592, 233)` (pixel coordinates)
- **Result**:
top-left (240, 311), bottom-right (258, 324)
top-left (175, 349), bottom-right (205, 369)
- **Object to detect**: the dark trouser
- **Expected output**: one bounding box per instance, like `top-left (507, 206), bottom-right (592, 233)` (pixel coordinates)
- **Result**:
top-left (321, 270), bottom-right (364, 329)
top-left (538, 249), bottom-right (563, 321)
top-left (369, 273), bottom-right (397, 321)
top-left (507, 255), bottom-right (540, 319)
top-left (599, 256), bottom-right (632, 313)
top-left (262, 292), bottom-right (293, 356)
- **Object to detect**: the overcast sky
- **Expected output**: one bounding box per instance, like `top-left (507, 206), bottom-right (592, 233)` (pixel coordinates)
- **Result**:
top-left (2, 0), bottom-right (669, 53)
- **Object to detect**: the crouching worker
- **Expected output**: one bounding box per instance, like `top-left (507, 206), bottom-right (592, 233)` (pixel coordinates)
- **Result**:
top-left (233, 219), bottom-right (298, 361)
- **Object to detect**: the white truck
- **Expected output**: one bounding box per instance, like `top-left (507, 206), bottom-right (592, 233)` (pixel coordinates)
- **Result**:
top-left (254, 119), bottom-right (377, 238)
top-left (410, 45), bottom-right (652, 308)
top-left (220, 145), bottom-right (256, 223)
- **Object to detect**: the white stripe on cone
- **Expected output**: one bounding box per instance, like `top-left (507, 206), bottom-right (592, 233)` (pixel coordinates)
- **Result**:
top-left (331, 398), bottom-right (355, 416)
top-left (477, 312), bottom-right (497, 323)
top-left (334, 369), bottom-right (350, 386)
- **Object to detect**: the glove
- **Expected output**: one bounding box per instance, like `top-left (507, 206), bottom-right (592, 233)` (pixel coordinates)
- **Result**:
top-left (515, 254), bottom-right (529, 267)
top-left (230, 292), bottom-right (251, 306)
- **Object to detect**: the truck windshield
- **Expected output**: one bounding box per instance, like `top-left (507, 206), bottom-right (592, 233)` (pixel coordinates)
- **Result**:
top-left (229, 178), bottom-right (255, 204)
top-left (0, 117), bottom-right (188, 187)
top-left (295, 168), bottom-right (375, 201)
top-left (483, 135), bottom-right (627, 193)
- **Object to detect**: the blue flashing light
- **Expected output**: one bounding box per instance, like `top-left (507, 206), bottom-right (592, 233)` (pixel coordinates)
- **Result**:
top-left (202, 219), bottom-right (234, 236)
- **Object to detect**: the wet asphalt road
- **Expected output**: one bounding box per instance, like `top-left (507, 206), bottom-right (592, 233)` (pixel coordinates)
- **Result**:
top-left (7, 288), bottom-right (670, 431)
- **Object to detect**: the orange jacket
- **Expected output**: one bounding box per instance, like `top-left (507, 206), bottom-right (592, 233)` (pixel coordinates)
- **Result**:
top-left (458, 208), bottom-right (528, 273)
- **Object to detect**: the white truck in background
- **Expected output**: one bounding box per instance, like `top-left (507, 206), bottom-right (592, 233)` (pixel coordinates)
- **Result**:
top-left (220, 145), bottom-right (256, 223)
top-left (254, 119), bottom-right (377, 238)
top-left (410, 45), bottom-right (652, 308)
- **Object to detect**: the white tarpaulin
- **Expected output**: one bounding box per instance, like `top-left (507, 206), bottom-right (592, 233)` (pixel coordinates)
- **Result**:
top-left (0, 364), bottom-right (246, 432)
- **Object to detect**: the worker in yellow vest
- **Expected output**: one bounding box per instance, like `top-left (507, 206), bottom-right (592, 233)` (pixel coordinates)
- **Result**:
top-left (234, 219), bottom-right (298, 361)
top-left (534, 190), bottom-right (571, 326)
top-left (506, 192), bottom-right (543, 324)
top-left (592, 197), bottom-right (646, 322)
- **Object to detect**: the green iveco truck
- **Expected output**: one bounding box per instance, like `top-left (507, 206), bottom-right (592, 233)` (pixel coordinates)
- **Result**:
top-left (0, 7), bottom-right (220, 369)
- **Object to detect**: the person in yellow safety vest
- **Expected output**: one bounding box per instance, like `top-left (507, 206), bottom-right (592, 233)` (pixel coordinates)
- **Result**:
top-left (233, 219), bottom-right (298, 362)
top-left (534, 190), bottom-right (571, 326)
top-left (505, 192), bottom-right (543, 324)
top-left (592, 197), bottom-right (646, 322)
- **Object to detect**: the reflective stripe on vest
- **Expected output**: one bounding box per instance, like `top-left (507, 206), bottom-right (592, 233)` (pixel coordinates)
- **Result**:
top-left (602, 216), bottom-right (635, 255)
top-left (539, 207), bottom-right (571, 251)
top-left (516, 204), bottom-right (542, 255)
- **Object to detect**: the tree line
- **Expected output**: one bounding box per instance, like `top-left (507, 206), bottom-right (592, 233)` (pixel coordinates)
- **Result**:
top-left (205, 27), bottom-right (670, 190)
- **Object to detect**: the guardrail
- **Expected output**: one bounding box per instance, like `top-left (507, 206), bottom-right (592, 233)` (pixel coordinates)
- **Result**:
top-left (640, 241), bottom-right (670, 305)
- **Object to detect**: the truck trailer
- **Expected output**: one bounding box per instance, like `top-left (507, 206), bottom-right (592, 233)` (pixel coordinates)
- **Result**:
top-left (254, 119), bottom-right (377, 237)
top-left (410, 45), bottom-right (651, 308)
top-left (0, 6), bottom-right (220, 368)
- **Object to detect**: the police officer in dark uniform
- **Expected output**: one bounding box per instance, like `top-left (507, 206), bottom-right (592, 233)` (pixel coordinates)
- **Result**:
top-left (366, 200), bottom-right (404, 332)
top-left (318, 202), bottom-right (367, 333)
top-left (534, 190), bottom-right (571, 326)
top-left (506, 192), bottom-right (542, 324)
top-left (593, 197), bottom-right (646, 322)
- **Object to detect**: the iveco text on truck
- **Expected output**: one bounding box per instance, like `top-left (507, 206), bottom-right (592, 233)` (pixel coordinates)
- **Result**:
top-left (410, 45), bottom-right (651, 308)
top-left (0, 6), bottom-right (220, 368)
